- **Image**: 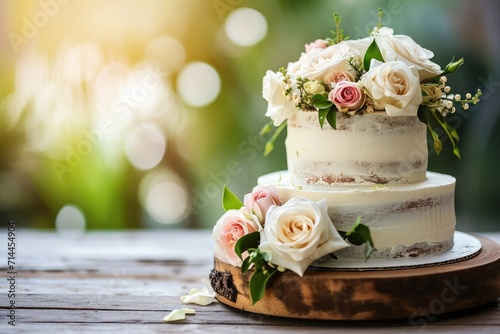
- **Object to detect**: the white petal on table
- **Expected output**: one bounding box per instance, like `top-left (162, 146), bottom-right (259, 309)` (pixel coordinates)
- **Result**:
top-left (163, 308), bottom-right (196, 322)
top-left (180, 278), bottom-right (216, 306)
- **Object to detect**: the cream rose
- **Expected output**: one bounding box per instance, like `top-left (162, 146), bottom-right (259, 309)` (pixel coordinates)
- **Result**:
top-left (262, 70), bottom-right (298, 126)
top-left (421, 83), bottom-right (443, 105)
top-left (324, 70), bottom-right (355, 86)
top-left (243, 185), bottom-right (281, 224)
top-left (375, 27), bottom-right (441, 81)
top-left (258, 197), bottom-right (349, 276)
top-left (359, 60), bottom-right (422, 116)
top-left (212, 208), bottom-right (262, 267)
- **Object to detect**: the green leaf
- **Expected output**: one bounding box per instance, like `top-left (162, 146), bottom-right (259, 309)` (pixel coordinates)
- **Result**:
top-left (222, 186), bottom-right (243, 211)
top-left (311, 94), bottom-right (333, 109)
top-left (249, 266), bottom-right (277, 305)
top-left (326, 105), bottom-right (337, 129)
top-left (428, 124), bottom-right (442, 155)
top-left (341, 216), bottom-right (375, 261)
top-left (263, 120), bottom-right (287, 157)
top-left (421, 106), bottom-right (442, 155)
top-left (318, 108), bottom-right (328, 128)
top-left (351, 224), bottom-right (374, 247)
top-left (364, 240), bottom-right (375, 260)
top-left (363, 39), bottom-right (384, 71)
top-left (312, 94), bottom-right (335, 129)
top-left (431, 110), bottom-right (461, 159)
top-left (234, 231), bottom-right (260, 260)
top-left (445, 122), bottom-right (460, 142)
top-left (345, 215), bottom-right (362, 237)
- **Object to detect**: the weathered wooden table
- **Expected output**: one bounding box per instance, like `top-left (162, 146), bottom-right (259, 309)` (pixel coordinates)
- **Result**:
top-left (1, 229), bottom-right (499, 333)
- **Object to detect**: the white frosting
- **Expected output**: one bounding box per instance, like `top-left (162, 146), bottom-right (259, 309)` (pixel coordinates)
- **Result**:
top-left (286, 112), bottom-right (428, 185)
top-left (258, 171), bottom-right (456, 258)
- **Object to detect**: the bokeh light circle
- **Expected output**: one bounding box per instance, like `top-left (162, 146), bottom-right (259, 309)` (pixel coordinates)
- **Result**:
top-left (138, 169), bottom-right (190, 225)
top-left (224, 8), bottom-right (267, 47)
top-left (145, 36), bottom-right (185, 75)
top-left (146, 181), bottom-right (189, 224)
top-left (176, 62), bottom-right (220, 107)
top-left (124, 123), bottom-right (166, 170)
top-left (55, 204), bottom-right (86, 238)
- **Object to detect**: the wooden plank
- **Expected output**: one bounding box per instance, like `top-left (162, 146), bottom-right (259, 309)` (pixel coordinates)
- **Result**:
top-left (9, 293), bottom-right (500, 322)
top-left (8, 323), bottom-right (500, 334)
top-left (10, 277), bottom-right (197, 297)
top-left (9, 303), bottom-right (500, 326)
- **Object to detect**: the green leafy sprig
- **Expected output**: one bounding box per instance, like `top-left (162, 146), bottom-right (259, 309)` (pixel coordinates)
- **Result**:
top-left (338, 215), bottom-right (375, 260)
top-left (327, 12), bottom-right (350, 45)
top-left (369, 8), bottom-right (385, 35)
top-left (311, 94), bottom-right (337, 129)
top-left (234, 232), bottom-right (279, 305)
top-left (261, 120), bottom-right (287, 157)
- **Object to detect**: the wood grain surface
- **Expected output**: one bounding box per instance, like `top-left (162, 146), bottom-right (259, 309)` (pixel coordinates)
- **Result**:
top-left (0, 229), bottom-right (499, 333)
top-left (213, 235), bottom-right (500, 320)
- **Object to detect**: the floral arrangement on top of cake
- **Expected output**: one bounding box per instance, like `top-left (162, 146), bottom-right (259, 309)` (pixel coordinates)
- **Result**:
top-left (261, 9), bottom-right (482, 158)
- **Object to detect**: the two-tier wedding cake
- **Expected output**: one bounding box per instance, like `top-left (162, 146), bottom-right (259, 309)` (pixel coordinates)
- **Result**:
top-left (211, 11), bottom-right (482, 306)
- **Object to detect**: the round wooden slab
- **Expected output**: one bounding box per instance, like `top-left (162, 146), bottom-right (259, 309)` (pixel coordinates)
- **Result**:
top-left (210, 234), bottom-right (500, 320)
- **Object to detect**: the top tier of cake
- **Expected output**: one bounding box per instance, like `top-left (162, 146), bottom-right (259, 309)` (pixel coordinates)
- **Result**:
top-left (286, 111), bottom-right (428, 186)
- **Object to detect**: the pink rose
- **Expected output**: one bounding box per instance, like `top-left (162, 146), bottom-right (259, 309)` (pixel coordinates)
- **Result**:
top-left (328, 81), bottom-right (365, 112)
top-left (305, 39), bottom-right (327, 53)
top-left (212, 208), bottom-right (261, 267)
top-left (244, 185), bottom-right (281, 224)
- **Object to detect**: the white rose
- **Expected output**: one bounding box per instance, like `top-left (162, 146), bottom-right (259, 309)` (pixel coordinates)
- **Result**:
top-left (262, 70), bottom-right (298, 126)
top-left (340, 37), bottom-right (372, 62)
top-left (375, 27), bottom-right (441, 81)
top-left (359, 60), bottom-right (422, 116)
top-left (291, 43), bottom-right (352, 81)
top-left (259, 197), bottom-right (349, 277)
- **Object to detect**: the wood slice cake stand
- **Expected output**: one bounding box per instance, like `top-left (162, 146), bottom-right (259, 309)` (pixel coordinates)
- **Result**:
top-left (210, 233), bottom-right (500, 320)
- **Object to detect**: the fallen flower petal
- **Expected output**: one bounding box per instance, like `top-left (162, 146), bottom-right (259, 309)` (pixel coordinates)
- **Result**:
top-left (180, 279), bottom-right (217, 306)
top-left (180, 292), bottom-right (215, 306)
top-left (181, 308), bottom-right (196, 315)
top-left (163, 309), bottom-right (187, 322)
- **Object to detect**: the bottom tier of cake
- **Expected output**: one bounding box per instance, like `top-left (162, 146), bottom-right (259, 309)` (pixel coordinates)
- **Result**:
top-left (258, 171), bottom-right (456, 259)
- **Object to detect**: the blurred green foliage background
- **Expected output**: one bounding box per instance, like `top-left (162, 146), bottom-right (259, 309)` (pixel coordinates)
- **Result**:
top-left (0, 0), bottom-right (498, 232)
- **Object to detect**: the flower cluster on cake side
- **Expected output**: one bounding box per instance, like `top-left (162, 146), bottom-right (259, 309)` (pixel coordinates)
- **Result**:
top-left (261, 10), bottom-right (481, 158)
top-left (212, 185), bottom-right (374, 304)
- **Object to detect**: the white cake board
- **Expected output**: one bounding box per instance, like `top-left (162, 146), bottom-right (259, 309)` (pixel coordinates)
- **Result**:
top-left (311, 231), bottom-right (481, 270)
